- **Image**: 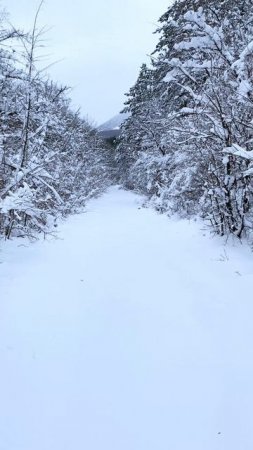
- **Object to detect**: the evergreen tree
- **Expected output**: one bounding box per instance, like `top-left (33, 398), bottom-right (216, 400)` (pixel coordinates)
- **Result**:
top-left (116, 0), bottom-right (253, 237)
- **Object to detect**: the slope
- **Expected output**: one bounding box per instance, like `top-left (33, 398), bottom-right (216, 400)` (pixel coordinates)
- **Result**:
top-left (98, 113), bottom-right (129, 131)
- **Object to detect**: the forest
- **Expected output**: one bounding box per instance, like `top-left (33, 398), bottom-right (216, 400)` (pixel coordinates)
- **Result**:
top-left (1, 0), bottom-right (253, 242)
top-left (1, 2), bottom-right (253, 448)
top-left (0, 4), bottom-right (113, 239)
top-left (117, 0), bottom-right (253, 240)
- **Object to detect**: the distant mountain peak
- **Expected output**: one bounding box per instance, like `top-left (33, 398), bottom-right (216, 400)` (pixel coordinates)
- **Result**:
top-left (98, 113), bottom-right (129, 132)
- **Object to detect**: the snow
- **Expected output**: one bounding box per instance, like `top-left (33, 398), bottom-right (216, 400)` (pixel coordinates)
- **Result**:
top-left (0, 183), bottom-right (35, 214)
top-left (224, 143), bottom-right (253, 161)
top-left (97, 113), bottom-right (129, 132)
top-left (232, 40), bottom-right (253, 99)
top-left (1, 186), bottom-right (253, 450)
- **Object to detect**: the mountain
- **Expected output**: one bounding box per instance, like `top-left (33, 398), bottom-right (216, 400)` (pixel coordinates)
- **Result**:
top-left (98, 113), bottom-right (129, 132)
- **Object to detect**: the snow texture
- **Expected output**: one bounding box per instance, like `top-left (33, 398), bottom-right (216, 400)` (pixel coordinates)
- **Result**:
top-left (98, 113), bottom-right (129, 131)
top-left (1, 187), bottom-right (253, 450)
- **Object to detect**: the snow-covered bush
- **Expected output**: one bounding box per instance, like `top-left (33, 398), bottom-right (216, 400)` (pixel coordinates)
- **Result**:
top-left (116, 0), bottom-right (253, 239)
top-left (0, 11), bottom-right (112, 239)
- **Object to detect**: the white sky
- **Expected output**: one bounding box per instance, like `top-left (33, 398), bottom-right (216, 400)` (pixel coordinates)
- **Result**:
top-left (5, 0), bottom-right (172, 125)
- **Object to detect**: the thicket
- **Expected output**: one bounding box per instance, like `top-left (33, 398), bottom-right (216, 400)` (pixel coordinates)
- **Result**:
top-left (0, 5), bottom-right (112, 239)
top-left (117, 0), bottom-right (253, 239)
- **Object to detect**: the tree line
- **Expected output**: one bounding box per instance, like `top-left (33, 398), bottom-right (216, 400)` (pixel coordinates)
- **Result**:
top-left (116, 0), bottom-right (253, 240)
top-left (2, 0), bottom-right (253, 243)
top-left (0, 5), bottom-right (112, 239)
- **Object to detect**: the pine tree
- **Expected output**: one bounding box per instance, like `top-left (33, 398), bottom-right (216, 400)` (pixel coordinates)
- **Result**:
top-left (116, 0), bottom-right (253, 237)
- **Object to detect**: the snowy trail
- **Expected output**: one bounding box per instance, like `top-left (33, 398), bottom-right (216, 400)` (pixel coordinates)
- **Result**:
top-left (1, 187), bottom-right (253, 450)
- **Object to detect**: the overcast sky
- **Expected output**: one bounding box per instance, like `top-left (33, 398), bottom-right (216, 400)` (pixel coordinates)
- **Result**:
top-left (5, 0), bottom-right (172, 125)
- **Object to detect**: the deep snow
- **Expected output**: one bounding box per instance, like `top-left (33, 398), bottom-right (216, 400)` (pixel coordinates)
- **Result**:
top-left (0, 187), bottom-right (253, 450)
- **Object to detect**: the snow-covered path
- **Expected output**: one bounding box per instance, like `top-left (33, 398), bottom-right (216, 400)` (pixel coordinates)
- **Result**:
top-left (1, 187), bottom-right (253, 450)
